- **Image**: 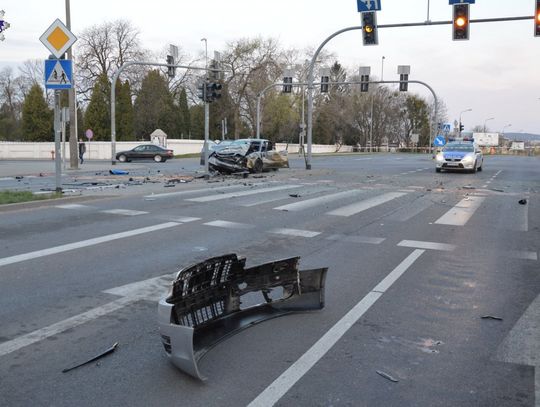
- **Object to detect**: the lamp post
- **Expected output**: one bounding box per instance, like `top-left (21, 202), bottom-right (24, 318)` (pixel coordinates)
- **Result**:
top-left (502, 124), bottom-right (512, 135)
top-left (201, 38), bottom-right (209, 176)
top-left (483, 117), bottom-right (494, 133)
top-left (459, 108), bottom-right (472, 136)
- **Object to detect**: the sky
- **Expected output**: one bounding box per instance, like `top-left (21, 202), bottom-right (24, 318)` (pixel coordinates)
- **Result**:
top-left (0, 0), bottom-right (539, 134)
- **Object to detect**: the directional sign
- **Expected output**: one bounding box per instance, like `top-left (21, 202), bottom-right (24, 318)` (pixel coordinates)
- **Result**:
top-left (434, 135), bottom-right (447, 147)
top-left (357, 0), bottom-right (382, 12)
top-left (40, 18), bottom-right (77, 58)
top-left (45, 59), bottom-right (72, 89)
top-left (449, 0), bottom-right (475, 4)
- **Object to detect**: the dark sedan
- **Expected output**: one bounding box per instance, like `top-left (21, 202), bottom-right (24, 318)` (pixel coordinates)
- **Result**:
top-left (116, 144), bottom-right (174, 163)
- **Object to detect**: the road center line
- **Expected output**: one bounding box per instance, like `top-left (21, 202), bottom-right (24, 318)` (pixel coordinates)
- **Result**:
top-left (0, 222), bottom-right (180, 268)
top-left (247, 249), bottom-right (425, 407)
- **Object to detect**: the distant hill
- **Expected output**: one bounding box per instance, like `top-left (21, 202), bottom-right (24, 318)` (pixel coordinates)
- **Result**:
top-left (503, 133), bottom-right (540, 142)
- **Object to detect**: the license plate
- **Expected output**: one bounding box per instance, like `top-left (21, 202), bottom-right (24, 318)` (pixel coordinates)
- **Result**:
top-left (446, 162), bottom-right (459, 166)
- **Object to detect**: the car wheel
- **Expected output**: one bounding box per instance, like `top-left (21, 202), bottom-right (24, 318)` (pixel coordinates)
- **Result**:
top-left (436, 168), bottom-right (441, 173)
top-left (477, 161), bottom-right (483, 171)
top-left (154, 155), bottom-right (163, 163)
top-left (253, 159), bottom-right (263, 173)
top-left (471, 162), bottom-right (477, 173)
top-left (118, 154), bottom-right (127, 162)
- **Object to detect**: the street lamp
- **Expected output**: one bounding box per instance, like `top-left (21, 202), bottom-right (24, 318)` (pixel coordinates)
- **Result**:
top-left (483, 117), bottom-right (494, 133)
top-left (459, 108), bottom-right (472, 135)
top-left (502, 124), bottom-right (512, 135)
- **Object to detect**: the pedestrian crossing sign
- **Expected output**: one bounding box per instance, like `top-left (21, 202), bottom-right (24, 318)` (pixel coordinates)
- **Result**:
top-left (45, 59), bottom-right (72, 89)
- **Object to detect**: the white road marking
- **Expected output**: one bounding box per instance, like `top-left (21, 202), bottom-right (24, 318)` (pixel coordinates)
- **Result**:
top-left (507, 250), bottom-right (537, 261)
top-left (0, 274), bottom-right (174, 358)
top-left (274, 190), bottom-right (365, 212)
top-left (170, 216), bottom-right (201, 223)
top-left (354, 158), bottom-right (373, 161)
top-left (101, 209), bottom-right (148, 216)
top-left (326, 234), bottom-right (385, 245)
top-left (434, 196), bottom-right (485, 226)
top-left (247, 250), bottom-right (425, 407)
top-left (143, 183), bottom-right (270, 199)
top-left (398, 240), bottom-right (456, 252)
top-left (268, 228), bottom-right (321, 238)
top-left (56, 204), bottom-right (93, 209)
top-left (203, 220), bottom-right (255, 230)
top-left (326, 192), bottom-right (407, 217)
top-left (186, 185), bottom-right (302, 203)
top-left (0, 222), bottom-right (180, 268)
top-left (0, 177), bottom-right (15, 181)
top-left (386, 197), bottom-right (434, 222)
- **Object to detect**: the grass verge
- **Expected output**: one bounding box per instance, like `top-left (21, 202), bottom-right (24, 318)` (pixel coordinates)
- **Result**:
top-left (0, 190), bottom-right (62, 205)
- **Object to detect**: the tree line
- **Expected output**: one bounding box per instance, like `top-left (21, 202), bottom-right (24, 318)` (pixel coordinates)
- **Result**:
top-left (0, 20), bottom-right (447, 148)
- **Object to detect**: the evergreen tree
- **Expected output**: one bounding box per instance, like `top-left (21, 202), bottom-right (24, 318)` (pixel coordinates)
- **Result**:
top-left (21, 84), bottom-right (53, 141)
top-left (133, 70), bottom-right (176, 139)
top-left (116, 80), bottom-right (134, 140)
top-left (84, 74), bottom-right (111, 141)
top-left (189, 105), bottom-right (204, 139)
top-left (0, 103), bottom-right (21, 141)
top-left (177, 88), bottom-right (190, 138)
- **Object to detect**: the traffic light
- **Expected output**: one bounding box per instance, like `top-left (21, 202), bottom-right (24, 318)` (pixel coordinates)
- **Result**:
top-left (399, 74), bottom-right (409, 92)
top-left (360, 74), bottom-right (369, 92)
top-left (197, 82), bottom-right (205, 102)
top-left (459, 122), bottom-right (465, 132)
top-left (282, 76), bottom-right (292, 93)
top-left (320, 75), bottom-right (329, 93)
top-left (535, 0), bottom-right (540, 37)
top-left (453, 4), bottom-right (470, 41)
top-left (361, 12), bottom-right (378, 46)
top-left (166, 55), bottom-right (175, 78)
top-left (205, 82), bottom-right (222, 103)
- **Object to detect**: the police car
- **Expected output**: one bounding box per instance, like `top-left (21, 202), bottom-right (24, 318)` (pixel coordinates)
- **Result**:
top-left (435, 138), bottom-right (483, 173)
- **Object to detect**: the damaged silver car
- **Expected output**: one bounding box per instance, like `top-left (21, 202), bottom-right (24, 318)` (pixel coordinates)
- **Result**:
top-left (206, 139), bottom-right (289, 174)
top-left (158, 254), bottom-right (327, 380)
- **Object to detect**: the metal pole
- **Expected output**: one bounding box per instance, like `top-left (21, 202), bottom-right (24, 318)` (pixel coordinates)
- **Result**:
top-left (381, 56), bottom-right (385, 81)
top-left (202, 38), bottom-right (209, 177)
top-left (65, 0), bottom-right (78, 169)
top-left (370, 93), bottom-right (374, 153)
top-left (54, 91), bottom-right (62, 193)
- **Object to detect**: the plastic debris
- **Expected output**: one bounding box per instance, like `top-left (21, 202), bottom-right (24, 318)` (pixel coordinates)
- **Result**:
top-left (62, 342), bottom-right (119, 373)
top-left (289, 194), bottom-right (301, 198)
top-left (376, 370), bottom-right (399, 383)
top-left (109, 169), bottom-right (129, 175)
top-left (518, 199), bottom-right (527, 205)
top-left (481, 315), bottom-right (503, 321)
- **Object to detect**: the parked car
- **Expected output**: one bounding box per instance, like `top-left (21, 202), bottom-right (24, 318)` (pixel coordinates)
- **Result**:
top-left (435, 139), bottom-right (483, 173)
top-left (116, 144), bottom-right (174, 163)
top-left (205, 139), bottom-right (289, 174)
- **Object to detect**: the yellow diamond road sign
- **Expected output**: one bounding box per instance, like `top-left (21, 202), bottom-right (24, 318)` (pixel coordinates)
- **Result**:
top-left (40, 18), bottom-right (77, 58)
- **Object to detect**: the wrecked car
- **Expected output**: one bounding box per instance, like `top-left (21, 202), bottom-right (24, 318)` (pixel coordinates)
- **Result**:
top-left (158, 254), bottom-right (327, 380)
top-left (205, 139), bottom-right (289, 174)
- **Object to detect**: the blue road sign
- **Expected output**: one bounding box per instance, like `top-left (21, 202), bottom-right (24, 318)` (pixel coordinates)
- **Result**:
top-left (45, 59), bottom-right (72, 90)
top-left (449, 0), bottom-right (475, 5)
top-left (442, 123), bottom-right (452, 133)
top-left (357, 0), bottom-right (382, 12)
top-left (434, 135), bottom-right (447, 147)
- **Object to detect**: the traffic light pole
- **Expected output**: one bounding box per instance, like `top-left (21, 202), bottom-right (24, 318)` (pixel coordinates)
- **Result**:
top-left (258, 80), bottom-right (438, 160)
top-left (110, 61), bottom-right (216, 165)
top-left (305, 14), bottom-right (535, 169)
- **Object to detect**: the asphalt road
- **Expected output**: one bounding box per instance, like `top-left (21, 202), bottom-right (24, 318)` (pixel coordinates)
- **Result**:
top-left (0, 154), bottom-right (539, 407)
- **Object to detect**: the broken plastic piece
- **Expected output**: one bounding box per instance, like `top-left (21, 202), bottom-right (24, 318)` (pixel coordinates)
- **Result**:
top-left (481, 315), bottom-right (503, 321)
top-left (376, 370), bottom-right (399, 383)
top-left (518, 199), bottom-right (527, 205)
top-left (158, 254), bottom-right (327, 380)
top-left (62, 342), bottom-right (118, 373)
top-left (109, 169), bottom-right (129, 175)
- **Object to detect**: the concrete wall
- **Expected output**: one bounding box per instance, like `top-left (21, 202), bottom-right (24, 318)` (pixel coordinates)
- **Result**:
top-left (0, 140), bottom-right (352, 160)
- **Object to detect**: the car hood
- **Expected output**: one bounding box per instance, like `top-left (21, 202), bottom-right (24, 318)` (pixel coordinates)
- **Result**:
top-left (443, 151), bottom-right (472, 160)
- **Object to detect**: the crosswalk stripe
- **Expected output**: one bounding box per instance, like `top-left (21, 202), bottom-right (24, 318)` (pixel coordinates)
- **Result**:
top-left (56, 204), bottom-right (92, 210)
top-left (203, 220), bottom-right (254, 229)
top-left (268, 228), bottom-right (321, 238)
top-left (274, 190), bottom-right (365, 212)
top-left (326, 192), bottom-right (407, 217)
top-left (186, 185), bottom-right (302, 203)
top-left (143, 182), bottom-right (270, 199)
top-left (101, 209), bottom-right (148, 216)
top-left (326, 234), bottom-right (385, 245)
top-left (434, 196), bottom-right (485, 226)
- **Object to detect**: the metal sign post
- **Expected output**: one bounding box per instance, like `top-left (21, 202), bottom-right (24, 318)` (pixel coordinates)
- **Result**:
top-left (53, 91), bottom-right (62, 193)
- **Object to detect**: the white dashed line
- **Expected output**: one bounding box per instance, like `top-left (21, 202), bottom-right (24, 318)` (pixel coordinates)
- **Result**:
top-left (398, 240), bottom-right (456, 252)
top-left (101, 209), bottom-right (148, 216)
top-left (203, 220), bottom-right (255, 230)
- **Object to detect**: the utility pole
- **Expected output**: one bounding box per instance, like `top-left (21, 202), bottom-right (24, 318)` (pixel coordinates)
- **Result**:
top-left (65, 0), bottom-right (78, 169)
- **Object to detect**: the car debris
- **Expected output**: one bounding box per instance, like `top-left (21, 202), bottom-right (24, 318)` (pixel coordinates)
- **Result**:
top-left (481, 315), bottom-right (503, 321)
top-left (109, 169), bottom-right (129, 175)
top-left (158, 253), bottom-right (327, 380)
top-left (376, 370), bottom-right (399, 383)
top-left (62, 342), bottom-right (119, 373)
top-left (518, 199), bottom-right (527, 205)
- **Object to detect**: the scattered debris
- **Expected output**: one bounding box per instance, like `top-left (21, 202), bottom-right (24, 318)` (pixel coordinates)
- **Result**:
top-left (164, 184), bottom-right (175, 188)
top-left (62, 342), bottom-right (119, 373)
top-left (15, 176), bottom-right (23, 180)
top-left (289, 194), bottom-right (301, 198)
top-left (518, 199), bottom-right (527, 205)
top-left (491, 188), bottom-right (504, 193)
top-left (462, 185), bottom-right (475, 190)
top-left (481, 315), bottom-right (503, 321)
top-left (376, 370), bottom-right (399, 383)
top-left (109, 169), bottom-right (129, 175)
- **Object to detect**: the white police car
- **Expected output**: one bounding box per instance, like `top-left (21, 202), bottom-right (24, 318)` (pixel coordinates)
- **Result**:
top-left (435, 139), bottom-right (483, 173)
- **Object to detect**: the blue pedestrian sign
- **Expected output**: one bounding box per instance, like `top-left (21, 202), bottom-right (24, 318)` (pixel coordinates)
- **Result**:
top-left (45, 59), bottom-right (72, 90)
top-left (357, 0), bottom-right (382, 12)
top-left (434, 135), bottom-right (447, 147)
top-left (449, 0), bottom-right (475, 4)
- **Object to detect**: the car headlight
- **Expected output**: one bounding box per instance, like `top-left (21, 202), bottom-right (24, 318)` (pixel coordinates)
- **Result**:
top-left (462, 155), bottom-right (474, 163)
top-left (436, 154), bottom-right (445, 162)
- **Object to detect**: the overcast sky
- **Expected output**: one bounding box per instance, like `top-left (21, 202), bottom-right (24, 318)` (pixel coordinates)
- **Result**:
top-left (1, 0), bottom-right (539, 134)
